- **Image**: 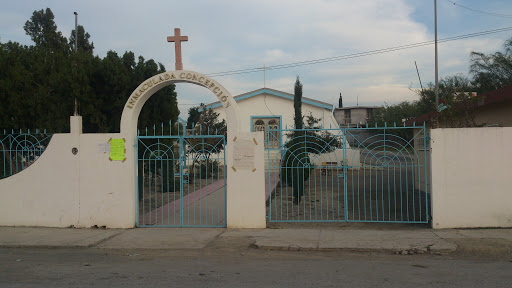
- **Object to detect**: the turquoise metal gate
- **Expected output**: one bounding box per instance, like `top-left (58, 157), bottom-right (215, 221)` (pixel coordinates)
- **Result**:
top-left (266, 124), bottom-right (429, 224)
top-left (137, 125), bottom-right (226, 227)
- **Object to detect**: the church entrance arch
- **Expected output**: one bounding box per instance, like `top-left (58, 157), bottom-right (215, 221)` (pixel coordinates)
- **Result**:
top-left (119, 70), bottom-right (240, 227)
top-left (120, 70), bottom-right (239, 136)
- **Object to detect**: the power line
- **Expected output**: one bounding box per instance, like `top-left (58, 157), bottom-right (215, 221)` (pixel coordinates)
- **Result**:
top-left (445, 0), bottom-right (512, 18)
top-left (206, 26), bottom-right (512, 77)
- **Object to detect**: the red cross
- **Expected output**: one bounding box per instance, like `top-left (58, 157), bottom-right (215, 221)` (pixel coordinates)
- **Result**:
top-left (167, 28), bottom-right (188, 70)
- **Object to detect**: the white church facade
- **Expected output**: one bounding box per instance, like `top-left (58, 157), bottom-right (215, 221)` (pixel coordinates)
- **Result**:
top-left (202, 88), bottom-right (339, 149)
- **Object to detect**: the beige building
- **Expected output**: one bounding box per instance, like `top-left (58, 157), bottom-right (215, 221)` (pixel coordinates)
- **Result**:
top-left (332, 94), bottom-right (379, 127)
top-left (333, 106), bottom-right (379, 127)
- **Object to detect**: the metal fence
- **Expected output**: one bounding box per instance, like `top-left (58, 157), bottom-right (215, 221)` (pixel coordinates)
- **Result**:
top-left (137, 123), bottom-right (226, 227)
top-left (0, 129), bottom-right (53, 179)
top-left (266, 124), bottom-right (429, 224)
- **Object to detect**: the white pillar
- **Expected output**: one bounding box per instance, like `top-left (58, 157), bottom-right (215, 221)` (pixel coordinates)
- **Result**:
top-left (70, 116), bottom-right (82, 134)
top-left (226, 132), bottom-right (266, 228)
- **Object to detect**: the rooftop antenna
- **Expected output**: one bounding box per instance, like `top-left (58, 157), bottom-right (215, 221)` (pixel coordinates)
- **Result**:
top-left (415, 61), bottom-right (424, 93)
top-left (263, 64), bottom-right (266, 88)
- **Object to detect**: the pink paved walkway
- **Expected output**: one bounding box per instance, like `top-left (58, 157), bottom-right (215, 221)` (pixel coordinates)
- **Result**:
top-left (139, 179), bottom-right (225, 225)
top-left (265, 173), bottom-right (280, 201)
top-left (139, 173), bottom-right (280, 226)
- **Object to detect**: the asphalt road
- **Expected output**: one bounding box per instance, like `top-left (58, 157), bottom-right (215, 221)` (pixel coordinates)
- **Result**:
top-left (1, 247), bottom-right (511, 288)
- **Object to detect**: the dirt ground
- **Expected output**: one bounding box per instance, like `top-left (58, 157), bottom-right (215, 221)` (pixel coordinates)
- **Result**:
top-left (267, 167), bottom-right (429, 224)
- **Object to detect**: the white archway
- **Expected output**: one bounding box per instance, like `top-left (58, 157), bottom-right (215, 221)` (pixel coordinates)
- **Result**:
top-left (120, 70), bottom-right (240, 137)
top-left (118, 70), bottom-right (264, 228)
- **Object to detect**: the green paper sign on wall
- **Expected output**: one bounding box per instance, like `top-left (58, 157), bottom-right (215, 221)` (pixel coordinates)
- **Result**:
top-left (109, 138), bottom-right (126, 162)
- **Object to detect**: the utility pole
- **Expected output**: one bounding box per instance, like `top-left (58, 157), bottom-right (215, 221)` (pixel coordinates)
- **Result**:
top-left (434, 0), bottom-right (439, 111)
top-left (74, 12), bottom-right (78, 52)
top-left (73, 12), bottom-right (78, 116)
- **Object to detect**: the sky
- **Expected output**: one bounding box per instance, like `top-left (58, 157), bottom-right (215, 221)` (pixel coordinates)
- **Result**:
top-left (1, 0), bottom-right (511, 119)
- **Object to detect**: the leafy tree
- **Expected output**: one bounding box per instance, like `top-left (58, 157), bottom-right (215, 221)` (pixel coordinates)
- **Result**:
top-left (0, 41), bottom-right (33, 128)
top-left (409, 74), bottom-right (480, 128)
top-left (21, 23), bottom-right (71, 131)
top-left (281, 77), bottom-right (312, 204)
top-left (187, 108), bottom-right (227, 159)
top-left (0, 8), bottom-right (180, 134)
top-left (184, 107), bottom-right (227, 179)
top-left (69, 25), bottom-right (94, 54)
top-left (23, 8), bottom-right (68, 52)
top-left (186, 104), bottom-right (202, 129)
top-left (470, 37), bottom-right (512, 93)
top-left (136, 61), bottom-right (179, 133)
top-left (196, 108), bottom-right (227, 135)
top-left (432, 74), bottom-right (481, 127)
top-left (373, 38), bottom-right (512, 128)
top-left (369, 101), bottom-right (423, 127)
top-left (366, 101), bottom-right (422, 140)
top-left (438, 92), bottom-right (482, 128)
top-left (280, 79), bottom-right (343, 204)
top-left (302, 113), bottom-right (342, 152)
top-left (293, 77), bottom-right (304, 131)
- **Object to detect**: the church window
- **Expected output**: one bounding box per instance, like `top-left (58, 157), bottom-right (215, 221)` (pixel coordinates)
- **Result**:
top-left (252, 117), bottom-right (281, 149)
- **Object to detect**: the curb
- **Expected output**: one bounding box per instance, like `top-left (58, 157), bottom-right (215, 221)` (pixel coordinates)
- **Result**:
top-left (253, 241), bottom-right (458, 254)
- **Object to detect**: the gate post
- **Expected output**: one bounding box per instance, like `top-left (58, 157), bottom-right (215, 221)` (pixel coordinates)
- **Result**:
top-left (226, 131), bottom-right (266, 228)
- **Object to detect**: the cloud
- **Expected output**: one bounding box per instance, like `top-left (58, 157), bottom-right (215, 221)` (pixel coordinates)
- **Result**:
top-left (1, 0), bottom-right (509, 113)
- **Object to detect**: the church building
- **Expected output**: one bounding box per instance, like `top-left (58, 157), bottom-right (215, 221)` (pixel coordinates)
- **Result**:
top-left (202, 88), bottom-right (339, 149)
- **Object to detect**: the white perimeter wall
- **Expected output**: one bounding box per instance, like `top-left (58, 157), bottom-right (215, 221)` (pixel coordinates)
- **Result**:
top-left (0, 133), bottom-right (80, 227)
top-left (0, 117), bottom-right (265, 229)
top-left (432, 127), bottom-right (512, 229)
top-left (0, 125), bottom-right (136, 228)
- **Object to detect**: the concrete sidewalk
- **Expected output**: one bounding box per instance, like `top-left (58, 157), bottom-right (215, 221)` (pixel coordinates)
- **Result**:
top-left (1, 226), bottom-right (511, 255)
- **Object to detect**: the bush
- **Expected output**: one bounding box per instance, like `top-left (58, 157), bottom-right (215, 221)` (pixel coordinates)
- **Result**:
top-left (197, 159), bottom-right (220, 179)
top-left (138, 160), bottom-right (180, 200)
top-left (280, 142), bottom-right (313, 204)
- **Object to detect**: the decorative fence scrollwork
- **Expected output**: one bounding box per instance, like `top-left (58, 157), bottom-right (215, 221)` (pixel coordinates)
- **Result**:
top-left (0, 130), bottom-right (53, 179)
